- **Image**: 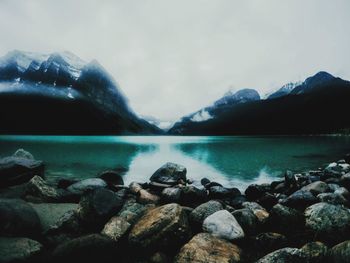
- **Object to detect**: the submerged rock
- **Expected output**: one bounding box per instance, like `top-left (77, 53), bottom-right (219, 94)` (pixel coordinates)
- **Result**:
top-left (174, 233), bottom-right (242, 263)
top-left (0, 237), bottom-right (43, 263)
top-left (129, 203), bottom-right (190, 252)
top-left (67, 178), bottom-right (107, 195)
top-left (150, 162), bottom-right (187, 186)
top-left (202, 210), bottom-right (244, 241)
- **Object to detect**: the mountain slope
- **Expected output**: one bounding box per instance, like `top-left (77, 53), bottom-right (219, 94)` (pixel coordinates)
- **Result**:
top-left (0, 50), bottom-right (161, 134)
top-left (169, 72), bottom-right (350, 135)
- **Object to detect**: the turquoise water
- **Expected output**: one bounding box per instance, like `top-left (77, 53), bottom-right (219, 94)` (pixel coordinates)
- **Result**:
top-left (0, 136), bottom-right (350, 189)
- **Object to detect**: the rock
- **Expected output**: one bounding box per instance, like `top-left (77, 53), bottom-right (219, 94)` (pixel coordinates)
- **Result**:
top-left (149, 252), bottom-right (170, 263)
top-left (209, 186), bottom-right (240, 199)
top-left (0, 198), bottom-right (41, 238)
top-left (0, 182), bottom-right (28, 199)
top-left (137, 189), bottom-right (160, 204)
top-left (257, 192), bottom-right (278, 210)
top-left (200, 178), bottom-right (210, 186)
top-left (329, 240), bottom-right (350, 263)
top-left (256, 247), bottom-right (307, 263)
top-left (328, 183), bottom-right (341, 192)
top-left (340, 173), bottom-right (350, 189)
top-left (129, 203), bottom-right (190, 252)
top-left (230, 194), bottom-right (248, 208)
top-left (57, 178), bottom-right (79, 189)
top-left (180, 185), bottom-right (207, 207)
top-left (189, 200), bottom-right (223, 229)
top-left (0, 155), bottom-right (44, 188)
top-left (253, 232), bottom-right (288, 258)
top-left (150, 162), bottom-right (187, 185)
top-left (51, 234), bottom-right (117, 263)
top-left (300, 241), bottom-right (328, 263)
top-left (0, 237), bottom-right (43, 263)
top-left (268, 204), bottom-right (304, 235)
top-left (232, 208), bottom-right (259, 236)
top-left (67, 178), bottom-right (107, 195)
top-left (285, 170), bottom-right (297, 187)
top-left (101, 216), bottom-right (131, 241)
top-left (280, 190), bottom-right (318, 210)
top-left (13, 149), bottom-right (34, 160)
top-left (25, 175), bottom-right (67, 202)
top-left (317, 192), bottom-right (348, 206)
top-left (161, 187), bottom-right (182, 203)
top-left (334, 187), bottom-right (350, 199)
top-left (129, 182), bottom-right (143, 194)
top-left (174, 233), bottom-right (242, 263)
top-left (30, 203), bottom-right (78, 232)
top-left (304, 202), bottom-right (350, 244)
top-left (77, 188), bottom-right (124, 229)
top-left (98, 170), bottom-right (124, 186)
top-left (242, 202), bottom-right (269, 223)
top-left (117, 199), bottom-right (151, 224)
top-left (301, 181), bottom-right (330, 196)
top-left (245, 184), bottom-right (270, 201)
top-left (202, 210), bottom-right (244, 241)
top-left (148, 181), bottom-right (173, 192)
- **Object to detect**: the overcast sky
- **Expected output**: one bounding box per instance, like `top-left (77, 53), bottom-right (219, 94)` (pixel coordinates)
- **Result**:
top-left (0, 0), bottom-right (349, 121)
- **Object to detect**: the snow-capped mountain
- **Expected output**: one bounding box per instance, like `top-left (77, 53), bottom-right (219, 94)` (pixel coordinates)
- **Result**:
top-left (0, 50), bottom-right (160, 134)
top-left (214, 88), bottom-right (260, 107)
top-left (267, 82), bottom-right (302, 99)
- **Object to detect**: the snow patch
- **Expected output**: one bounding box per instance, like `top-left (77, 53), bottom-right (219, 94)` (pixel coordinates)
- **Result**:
top-left (191, 110), bottom-right (213, 122)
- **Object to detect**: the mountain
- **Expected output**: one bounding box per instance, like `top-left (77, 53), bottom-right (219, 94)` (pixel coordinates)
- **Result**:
top-left (168, 71), bottom-right (350, 135)
top-left (267, 82), bottom-right (302, 99)
top-left (0, 50), bottom-right (161, 134)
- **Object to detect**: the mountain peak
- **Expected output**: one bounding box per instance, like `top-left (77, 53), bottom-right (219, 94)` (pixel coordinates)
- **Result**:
top-left (214, 88), bottom-right (260, 107)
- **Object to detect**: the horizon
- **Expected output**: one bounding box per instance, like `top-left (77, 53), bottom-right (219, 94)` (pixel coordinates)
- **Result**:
top-left (1, 0), bottom-right (350, 122)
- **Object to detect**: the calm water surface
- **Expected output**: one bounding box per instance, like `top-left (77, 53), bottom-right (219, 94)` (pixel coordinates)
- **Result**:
top-left (0, 135), bottom-right (350, 189)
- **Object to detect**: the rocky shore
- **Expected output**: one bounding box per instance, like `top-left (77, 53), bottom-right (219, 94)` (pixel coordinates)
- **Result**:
top-left (1, 149), bottom-right (350, 262)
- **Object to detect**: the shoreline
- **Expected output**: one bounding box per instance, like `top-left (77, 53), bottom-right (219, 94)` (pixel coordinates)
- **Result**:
top-left (1, 149), bottom-right (350, 262)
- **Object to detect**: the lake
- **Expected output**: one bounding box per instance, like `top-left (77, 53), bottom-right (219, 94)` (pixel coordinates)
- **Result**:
top-left (0, 135), bottom-right (350, 190)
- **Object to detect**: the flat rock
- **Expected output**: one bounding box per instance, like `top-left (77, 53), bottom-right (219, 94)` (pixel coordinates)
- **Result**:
top-left (203, 210), bottom-right (244, 241)
top-left (174, 233), bottom-right (242, 263)
top-left (150, 162), bottom-right (187, 185)
top-left (0, 237), bottom-right (43, 263)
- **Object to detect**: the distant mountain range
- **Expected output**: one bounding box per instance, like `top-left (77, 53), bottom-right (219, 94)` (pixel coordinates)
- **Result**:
top-left (0, 50), bottom-right (161, 134)
top-left (169, 71), bottom-right (350, 135)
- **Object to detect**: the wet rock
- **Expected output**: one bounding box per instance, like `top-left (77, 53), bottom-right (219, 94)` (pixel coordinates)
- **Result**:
top-left (161, 187), bottom-right (182, 203)
top-left (101, 216), bottom-right (130, 242)
top-left (280, 190), bottom-right (318, 210)
top-left (256, 247), bottom-right (307, 263)
top-left (200, 178), bottom-right (210, 186)
top-left (209, 186), bottom-right (240, 199)
top-left (203, 210), bottom-right (244, 241)
top-left (317, 192), bottom-right (348, 206)
top-left (300, 241), bottom-right (328, 263)
top-left (174, 233), bottom-right (242, 263)
top-left (301, 181), bottom-right (330, 196)
top-left (189, 200), bottom-right (223, 229)
top-left (180, 185), bottom-right (207, 207)
top-left (0, 237), bottom-right (43, 263)
top-left (232, 208), bottom-right (259, 236)
top-left (129, 203), bottom-right (190, 252)
top-left (305, 202), bottom-right (350, 244)
top-left (0, 153), bottom-right (44, 188)
top-left (137, 189), bottom-right (160, 204)
top-left (268, 204), bottom-right (304, 235)
top-left (329, 240), bottom-right (350, 263)
top-left (77, 188), bottom-right (124, 230)
top-left (51, 234), bottom-right (117, 263)
top-left (0, 198), bottom-right (41, 238)
top-left (242, 202), bottom-right (269, 223)
top-left (150, 162), bottom-right (187, 186)
top-left (98, 170), bottom-right (124, 186)
top-left (245, 183), bottom-right (270, 201)
top-left (117, 199), bottom-right (151, 224)
top-left (253, 232), bottom-right (288, 258)
top-left (230, 194), bottom-right (248, 208)
top-left (67, 178), bottom-right (107, 195)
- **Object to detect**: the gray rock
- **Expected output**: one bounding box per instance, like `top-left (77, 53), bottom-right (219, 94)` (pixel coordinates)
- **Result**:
top-left (334, 187), bottom-right (350, 199)
top-left (300, 241), bottom-right (328, 263)
top-left (202, 210), bottom-right (244, 241)
top-left (117, 199), bottom-right (152, 224)
top-left (232, 208), bottom-right (259, 235)
top-left (67, 178), bottom-right (107, 195)
top-left (317, 192), bottom-right (348, 206)
top-left (256, 247), bottom-right (307, 263)
top-left (101, 216), bottom-right (130, 241)
top-left (150, 162), bottom-right (187, 185)
top-left (268, 204), bottom-right (304, 235)
top-left (305, 202), bottom-right (350, 244)
top-left (242, 202), bottom-right (269, 223)
top-left (161, 187), bottom-right (182, 203)
top-left (329, 183), bottom-right (341, 192)
top-left (189, 200), bottom-right (223, 228)
top-left (301, 181), bottom-right (330, 196)
top-left (280, 190), bottom-right (318, 210)
top-left (25, 175), bottom-right (64, 202)
top-left (0, 237), bottom-right (43, 263)
top-left (329, 240), bottom-right (350, 263)
top-left (0, 198), bottom-right (41, 238)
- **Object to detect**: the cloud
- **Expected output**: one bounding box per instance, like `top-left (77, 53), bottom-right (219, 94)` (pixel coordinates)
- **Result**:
top-left (0, 0), bottom-right (349, 121)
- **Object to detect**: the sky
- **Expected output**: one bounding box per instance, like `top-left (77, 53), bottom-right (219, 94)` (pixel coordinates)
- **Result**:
top-left (0, 0), bottom-right (349, 122)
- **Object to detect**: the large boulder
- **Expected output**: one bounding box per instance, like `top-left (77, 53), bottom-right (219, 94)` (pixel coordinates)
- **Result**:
top-left (0, 198), bottom-right (41, 238)
top-left (301, 181), bottom-right (330, 196)
top-left (128, 203), bottom-right (190, 252)
top-left (51, 234), bottom-right (117, 263)
top-left (180, 185), bottom-right (208, 207)
top-left (209, 186), bottom-right (240, 199)
top-left (77, 188), bottom-right (124, 230)
top-left (304, 202), bottom-right (350, 244)
top-left (150, 162), bottom-right (187, 185)
top-left (329, 240), bottom-right (350, 263)
top-left (202, 210), bottom-right (244, 241)
top-left (0, 152), bottom-right (44, 188)
top-left (256, 247), bottom-right (307, 263)
top-left (67, 178), bottom-right (107, 195)
top-left (245, 184), bottom-right (270, 201)
top-left (0, 237), bottom-right (43, 263)
top-left (280, 190), bottom-right (318, 210)
top-left (174, 233), bottom-right (242, 263)
top-left (189, 200), bottom-right (223, 228)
